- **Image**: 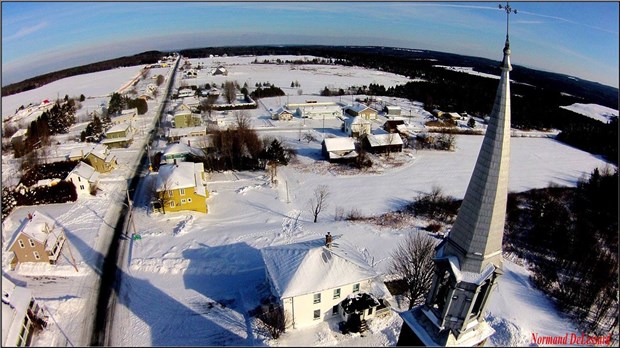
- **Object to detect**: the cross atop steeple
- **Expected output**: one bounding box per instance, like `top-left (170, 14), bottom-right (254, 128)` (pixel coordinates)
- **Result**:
top-left (499, 2), bottom-right (517, 45)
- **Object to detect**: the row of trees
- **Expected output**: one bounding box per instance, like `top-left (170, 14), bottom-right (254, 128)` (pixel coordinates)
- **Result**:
top-left (504, 167), bottom-right (618, 338)
top-left (2, 181), bottom-right (78, 221)
top-left (107, 92), bottom-right (148, 115)
top-left (12, 100), bottom-right (77, 158)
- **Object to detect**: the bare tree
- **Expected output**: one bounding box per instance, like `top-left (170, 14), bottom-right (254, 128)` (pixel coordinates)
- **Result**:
top-left (150, 177), bottom-right (174, 214)
top-left (256, 305), bottom-right (290, 339)
top-left (224, 81), bottom-right (237, 104)
top-left (389, 232), bottom-right (437, 309)
top-left (200, 97), bottom-right (214, 119)
top-left (308, 185), bottom-right (330, 223)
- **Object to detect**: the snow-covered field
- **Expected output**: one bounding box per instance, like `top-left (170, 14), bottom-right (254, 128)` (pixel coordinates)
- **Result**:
top-left (2, 55), bottom-right (617, 347)
top-left (560, 103), bottom-right (619, 123)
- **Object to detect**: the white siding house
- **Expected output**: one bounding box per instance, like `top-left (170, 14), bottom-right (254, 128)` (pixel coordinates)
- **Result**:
top-left (260, 235), bottom-right (378, 329)
top-left (65, 161), bottom-right (100, 196)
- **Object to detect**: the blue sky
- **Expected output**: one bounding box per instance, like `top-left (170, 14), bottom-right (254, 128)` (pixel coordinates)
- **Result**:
top-left (2, 1), bottom-right (618, 88)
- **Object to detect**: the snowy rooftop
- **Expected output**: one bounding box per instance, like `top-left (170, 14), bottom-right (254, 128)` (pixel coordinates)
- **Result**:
top-left (261, 238), bottom-right (377, 298)
top-left (162, 143), bottom-right (204, 157)
top-left (67, 161), bottom-right (100, 183)
top-left (6, 211), bottom-right (63, 252)
top-left (106, 123), bottom-right (132, 134)
top-left (155, 162), bottom-right (206, 196)
top-left (166, 126), bottom-right (206, 137)
top-left (2, 276), bottom-right (34, 347)
top-left (365, 133), bottom-right (404, 147)
top-left (323, 137), bottom-right (356, 152)
top-left (346, 103), bottom-right (375, 113)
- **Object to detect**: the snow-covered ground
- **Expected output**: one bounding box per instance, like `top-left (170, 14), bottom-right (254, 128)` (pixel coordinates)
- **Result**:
top-left (2, 55), bottom-right (617, 347)
top-left (560, 103), bottom-right (619, 123)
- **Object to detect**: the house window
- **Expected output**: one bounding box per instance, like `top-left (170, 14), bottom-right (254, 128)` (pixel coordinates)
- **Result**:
top-left (33, 251), bottom-right (40, 260)
top-left (333, 288), bottom-right (341, 299)
top-left (80, 185), bottom-right (85, 190)
top-left (367, 307), bottom-right (373, 315)
top-left (332, 305), bottom-right (339, 315)
top-left (180, 188), bottom-right (186, 196)
top-left (313, 309), bottom-right (320, 320)
top-left (313, 293), bottom-right (321, 304)
top-left (167, 190), bottom-right (173, 197)
top-left (169, 201), bottom-right (175, 208)
top-left (28, 239), bottom-right (35, 247)
top-left (180, 199), bottom-right (186, 205)
top-left (18, 240), bottom-right (25, 248)
top-left (353, 283), bottom-right (360, 293)
top-left (187, 198), bottom-right (192, 203)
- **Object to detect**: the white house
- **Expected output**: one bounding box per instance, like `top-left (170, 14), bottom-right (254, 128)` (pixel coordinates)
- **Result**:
top-left (288, 102), bottom-right (343, 119)
top-left (260, 234), bottom-right (380, 329)
top-left (160, 143), bottom-right (205, 164)
top-left (66, 161), bottom-right (100, 196)
top-left (2, 276), bottom-right (47, 346)
top-left (344, 116), bottom-right (372, 138)
top-left (271, 106), bottom-right (294, 121)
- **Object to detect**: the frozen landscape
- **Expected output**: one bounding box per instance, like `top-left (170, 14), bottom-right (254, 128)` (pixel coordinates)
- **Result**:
top-left (2, 55), bottom-right (616, 347)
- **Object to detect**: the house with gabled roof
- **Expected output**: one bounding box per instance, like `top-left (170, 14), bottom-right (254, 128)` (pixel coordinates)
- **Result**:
top-left (322, 137), bottom-right (358, 162)
top-left (344, 116), bottom-right (372, 138)
top-left (362, 133), bottom-right (404, 154)
top-left (110, 108), bottom-right (137, 125)
top-left (84, 144), bottom-right (117, 173)
top-left (66, 161), bottom-right (99, 196)
top-left (173, 109), bottom-right (202, 128)
top-left (102, 123), bottom-right (134, 148)
top-left (154, 162), bottom-right (208, 214)
top-left (2, 276), bottom-right (47, 346)
top-left (160, 143), bottom-right (205, 164)
top-left (260, 234), bottom-right (386, 329)
top-left (5, 211), bottom-right (67, 267)
top-left (345, 104), bottom-right (378, 120)
top-left (165, 126), bottom-right (207, 142)
top-left (271, 106), bottom-right (294, 121)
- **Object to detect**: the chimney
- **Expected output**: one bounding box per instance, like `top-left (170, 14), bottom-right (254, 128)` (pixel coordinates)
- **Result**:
top-left (325, 232), bottom-right (333, 248)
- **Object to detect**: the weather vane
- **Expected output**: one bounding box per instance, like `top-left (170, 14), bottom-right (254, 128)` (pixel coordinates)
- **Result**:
top-left (499, 2), bottom-right (517, 40)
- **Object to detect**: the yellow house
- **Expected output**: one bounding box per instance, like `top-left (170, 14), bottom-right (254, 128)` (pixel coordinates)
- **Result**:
top-left (102, 123), bottom-right (134, 148)
top-left (173, 109), bottom-right (202, 128)
top-left (345, 104), bottom-right (378, 120)
top-left (85, 144), bottom-right (117, 173)
top-left (6, 211), bottom-right (66, 267)
top-left (155, 162), bottom-right (208, 214)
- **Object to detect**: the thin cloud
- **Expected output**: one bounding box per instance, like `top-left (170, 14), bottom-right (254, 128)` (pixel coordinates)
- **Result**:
top-left (5, 21), bottom-right (48, 41)
top-left (517, 10), bottom-right (618, 35)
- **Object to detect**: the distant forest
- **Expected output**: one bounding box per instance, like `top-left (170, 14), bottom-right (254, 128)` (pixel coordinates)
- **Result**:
top-left (3, 45), bottom-right (617, 163)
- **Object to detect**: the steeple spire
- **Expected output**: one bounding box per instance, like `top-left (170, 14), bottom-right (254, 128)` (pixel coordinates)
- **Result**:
top-left (440, 2), bottom-right (517, 274)
top-left (396, 4), bottom-right (518, 346)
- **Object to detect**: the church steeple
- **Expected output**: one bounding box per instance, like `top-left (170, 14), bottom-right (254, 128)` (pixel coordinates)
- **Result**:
top-left (439, 1), bottom-right (515, 274)
top-left (397, 3), bottom-right (517, 346)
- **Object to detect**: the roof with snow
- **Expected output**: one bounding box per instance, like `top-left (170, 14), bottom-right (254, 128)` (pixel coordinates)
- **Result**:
top-left (162, 143), bottom-right (204, 158)
top-left (365, 133), bottom-right (404, 147)
top-left (261, 238), bottom-right (377, 298)
top-left (2, 276), bottom-right (35, 347)
top-left (67, 161), bottom-right (100, 183)
top-left (166, 126), bottom-right (207, 138)
top-left (323, 137), bottom-right (356, 152)
top-left (155, 162), bottom-right (206, 196)
top-left (106, 123), bottom-right (132, 134)
top-left (6, 211), bottom-right (64, 253)
top-left (9, 128), bottom-right (27, 140)
top-left (345, 116), bottom-right (371, 126)
top-left (346, 103), bottom-right (376, 114)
